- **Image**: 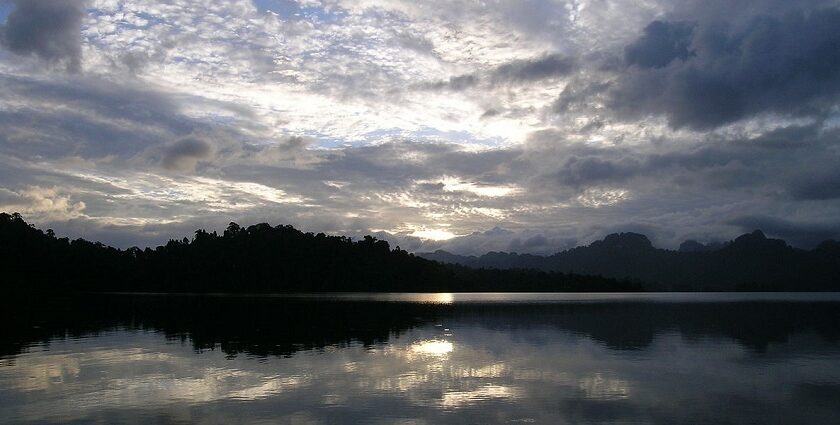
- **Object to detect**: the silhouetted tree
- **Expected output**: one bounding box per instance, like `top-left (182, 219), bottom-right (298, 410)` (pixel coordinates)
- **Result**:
top-left (0, 212), bottom-right (641, 295)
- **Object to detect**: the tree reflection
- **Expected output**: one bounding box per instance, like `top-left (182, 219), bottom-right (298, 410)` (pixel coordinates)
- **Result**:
top-left (2, 295), bottom-right (839, 360)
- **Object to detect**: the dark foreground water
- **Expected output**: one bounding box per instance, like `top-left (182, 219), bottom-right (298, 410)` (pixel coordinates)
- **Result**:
top-left (2, 293), bottom-right (840, 424)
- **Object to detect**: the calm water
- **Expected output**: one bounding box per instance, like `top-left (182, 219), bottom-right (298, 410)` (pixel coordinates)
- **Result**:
top-left (2, 293), bottom-right (840, 424)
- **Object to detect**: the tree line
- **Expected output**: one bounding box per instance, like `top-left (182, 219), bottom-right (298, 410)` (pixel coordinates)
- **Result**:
top-left (0, 212), bottom-right (641, 294)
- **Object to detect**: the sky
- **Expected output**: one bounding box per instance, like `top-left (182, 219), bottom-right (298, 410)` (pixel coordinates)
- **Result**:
top-left (1, 0), bottom-right (840, 254)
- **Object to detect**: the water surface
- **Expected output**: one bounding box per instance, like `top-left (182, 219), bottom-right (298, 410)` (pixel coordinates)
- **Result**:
top-left (2, 293), bottom-right (839, 424)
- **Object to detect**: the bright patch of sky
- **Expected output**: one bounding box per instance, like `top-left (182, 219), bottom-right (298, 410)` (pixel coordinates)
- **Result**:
top-left (0, 4), bottom-right (12, 23)
top-left (254, 0), bottom-right (345, 23)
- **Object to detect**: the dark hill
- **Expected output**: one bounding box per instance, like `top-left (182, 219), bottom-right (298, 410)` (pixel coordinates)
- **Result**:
top-left (0, 212), bottom-right (638, 294)
top-left (419, 231), bottom-right (840, 291)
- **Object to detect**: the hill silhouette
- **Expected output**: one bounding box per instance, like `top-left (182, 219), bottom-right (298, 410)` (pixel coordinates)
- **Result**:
top-left (419, 231), bottom-right (840, 291)
top-left (0, 212), bottom-right (638, 294)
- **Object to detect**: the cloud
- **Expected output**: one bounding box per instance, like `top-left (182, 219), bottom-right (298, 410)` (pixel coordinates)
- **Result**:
top-left (553, 81), bottom-right (611, 114)
top-left (528, 122), bottom-right (839, 199)
top-left (490, 54), bottom-right (576, 83)
top-left (788, 172), bottom-right (840, 200)
top-left (0, 0), bottom-right (86, 72)
top-left (421, 53), bottom-right (576, 92)
top-left (555, 156), bottom-right (641, 188)
top-left (409, 226), bottom-right (579, 256)
top-left (0, 72), bottom-right (272, 170)
top-left (0, 186), bottom-right (86, 221)
top-left (0, 0), bottom-right (839, 254)
top-left (161, 137), bottom-right (214, 172)
top-left (611, 8), bottom-right (840, 129)
top-left (624, 21), bottom-right (695, 69)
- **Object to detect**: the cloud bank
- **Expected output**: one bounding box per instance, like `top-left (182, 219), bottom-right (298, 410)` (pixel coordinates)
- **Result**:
top-left (0, 0), bottom-right (839, 253)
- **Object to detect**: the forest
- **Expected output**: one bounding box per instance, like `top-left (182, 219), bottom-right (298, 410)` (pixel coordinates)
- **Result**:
top-left (0, 212), bottom-right (641, 294)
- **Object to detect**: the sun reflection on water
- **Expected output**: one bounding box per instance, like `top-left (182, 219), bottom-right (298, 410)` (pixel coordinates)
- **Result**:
top-left (412, 293), bottom-right (455, 304)
top-left (410, 340), bottom-right (454, 356)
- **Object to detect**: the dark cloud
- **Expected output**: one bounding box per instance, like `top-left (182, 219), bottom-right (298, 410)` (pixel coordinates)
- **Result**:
top-left (427, 74), bottom-right (478, 91)
top-left (304, 141), bottom-right (522, 189)
top-left (624, 21), bottom-right (695, 69)
top-left (555, 156), bottom-right (641, 187)
top-left (515, 122), bottom-right (840, 248)
top-left (112, 48), bottom-right (172, 74)
top-left (520, 234), bottom-right (547, 247)
top-left (611, 8), bottom-right (840, 129)
top-left (0, 74), bottom-right (188, 133)
top-left (422, 54), bottom-right (575, 91)
top-left (490, 54), bottom-right (576, 83)
top-left (392, 31), bottom-right (436, 54)
top-left (665, 0), bottom-right (839, 24)
top-left (0, 73), bottom-right (267, 165)
top-left (553, 81), bottom-right (610, 114)
top-left (0, 0), bottom-right (86, 72)
top-left (480, 109), bottom-right (500, 119)
top-left (788, 171), bottom-right (840, 200)
top-left (532, 123), bottom-right (840, 198)
top-left (161, 138), bottom-right (213, 171)
top-left (506, 233), bottom-right (577, 255)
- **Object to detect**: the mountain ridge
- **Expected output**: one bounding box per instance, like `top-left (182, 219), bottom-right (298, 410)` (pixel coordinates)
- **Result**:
top-left (419, 230), bottom-right (840, 291)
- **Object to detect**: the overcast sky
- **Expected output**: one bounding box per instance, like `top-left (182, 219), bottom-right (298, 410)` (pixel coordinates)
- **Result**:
top-left (1, 0), bottom-right (840, 254)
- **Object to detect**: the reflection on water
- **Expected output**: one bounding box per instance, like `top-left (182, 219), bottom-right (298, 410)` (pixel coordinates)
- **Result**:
top-left (410, 340), bottom-right (454, 356)
top-left (1, 293), bottom-right (840, 424)
top-left (288, 291), bottom-right (840, 303)
top-left (289, 292), bottom-right (457, 304)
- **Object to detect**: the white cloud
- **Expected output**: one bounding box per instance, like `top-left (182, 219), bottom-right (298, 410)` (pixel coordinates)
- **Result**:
top-left (0, 186), bottom-right (87, 221)
top-left (576, 187), bottom-right (630, 207)
top-left (418, 176), bottom-right (520, 198)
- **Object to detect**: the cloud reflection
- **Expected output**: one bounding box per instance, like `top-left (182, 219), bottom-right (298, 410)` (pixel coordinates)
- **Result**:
top-left (578, 373), bottom-right (630, 400)
top-left (2, 298), bottom-right (840, 424)
top-left (440, 384), bottom-right (521, 408)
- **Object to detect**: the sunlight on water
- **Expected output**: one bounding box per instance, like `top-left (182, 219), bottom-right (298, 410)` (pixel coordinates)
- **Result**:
top-left (410, 340), bottom-right (454, 356)
top-left (416, 292), bottom-right (455, 304)
top-left (299, 292), bottom-right (456, 303)
top-left (290, 292), bottom-right (840, 304)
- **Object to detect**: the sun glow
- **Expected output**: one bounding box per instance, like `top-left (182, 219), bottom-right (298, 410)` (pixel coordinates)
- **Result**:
top-left (410, 228), bottom-right (458, 240)
top-left (418, 176), bottom-right (520, 198)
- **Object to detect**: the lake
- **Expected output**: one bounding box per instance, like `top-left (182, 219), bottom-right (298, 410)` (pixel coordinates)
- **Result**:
top-left (2, 293), bottom-right (840, 424)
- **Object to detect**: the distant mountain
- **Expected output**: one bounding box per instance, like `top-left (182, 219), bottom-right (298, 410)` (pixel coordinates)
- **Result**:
top-left (419, 230), bottom-right (840, 291)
